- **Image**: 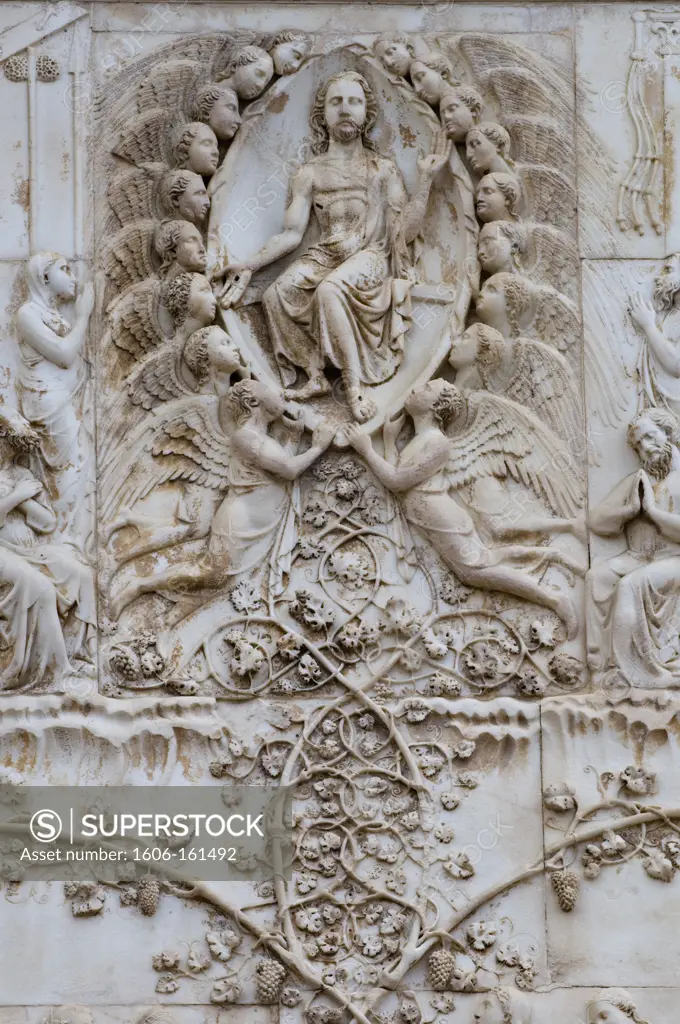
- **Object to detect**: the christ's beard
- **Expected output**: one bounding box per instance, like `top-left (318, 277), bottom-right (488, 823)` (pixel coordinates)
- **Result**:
top-left (641, 440), bottom-right (673, 480)
top-left (330, 119), bottom-right (362, 143)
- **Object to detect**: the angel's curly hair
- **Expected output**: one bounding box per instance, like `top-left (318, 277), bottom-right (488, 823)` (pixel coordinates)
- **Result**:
top-left (463, 324), bottom-right (504, 381)
top-left (224, 380), bottom-right (262, 425)
top-left (587, 990), bottom-right (649, 1024)
top-left (192, 82), bottom-right (238, 122)
top-left (478, 172), bottom-right (521, 220)
top-left (485, 272), bottom-right (532, 337)
top-left (440, 84), bottom-right (483, 120)
top-left (158, 170), bottom-right (200, 215)
top-left (0, 410), bottom-right (41, 452)
top-left (172, 121), bottom-right (213, 168)
top-left (411, 53), bottom-right (455, 83)
top-left (183, 327), bottom-right (213, 384)
top-left (472, 121), bottom-right (514, 163)
top-left (374, 32), bottom-right (415, 58)
top-left (220, 44), bottom-right (271, 79)
top-left (480, 220), bottom-right (526, 265)
top-left (162, 272), bottom-right (197, 326)
top-left (268, 30), bottom-right (311, 51)
top-left (428, 379), bottom-right (463, 428)
top-left (154, 219), bottom-right (191, 273)
top-left (310, 71), bottom-right (378, 156)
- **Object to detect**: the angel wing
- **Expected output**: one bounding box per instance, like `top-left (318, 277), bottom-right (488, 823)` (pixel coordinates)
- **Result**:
top-left (524, 224), bottom-right (578, 302)
top-left (581, 261), bottom-right (629, 436)
top-left (519, 166), bottom-right (576, 231)
top-left (102, 221), bottom-right (157, 295)
top-left (529, 284), bottom-right (581, 354)
top-left (504, 338), bottom-right (581, 446)
top-left (127, 340), bottom-right (193, 410)
top-left (113, 110), bottom-right (174, 167)
top-left (504, 116), bottom-right (574, 176)
top-left (446, 390), bottom-right (582, 518)
top-left (137, 59), bottom-right (203, 115)
top-left (107, 165), bottom-right (164, 228)
top-left (101, 395), bottom-right (230, 524)
top-left (108, 279), bottom-right (168, 359)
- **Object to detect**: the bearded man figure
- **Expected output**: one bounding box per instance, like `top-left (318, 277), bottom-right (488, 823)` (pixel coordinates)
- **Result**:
top-left (217, 70), bottom-right (449, 422)
top-left (630, 253), bottom-right (680, 416)
top-left (587, 407), bottom-right (680, 686)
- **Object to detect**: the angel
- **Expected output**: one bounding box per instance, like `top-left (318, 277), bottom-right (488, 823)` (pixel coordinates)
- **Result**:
top-left (126, 324), bottom-right (249, 411)
top-left (465, 122), bottom-right (514, 175)
top-left (105, 380), bottom-right (336, 618)
top-left (630, 254), bottom-right (680, 417)
top-left (476, 220), bottom-right (578, 301)
top-left (106, 167), bottom-right (210, 230)
top-left (216, 45), bottom-right (274, 101)
top-left (102, 219), bottom-right (208, 306)
top-left (475, 172), bottom-right (520, 223)
top-left (158, 169), bottom-right (211, 225)
top-left (113, 115), bottom-right (220, 178)
top-left (191, 83), bottom-right (242, 141)
top-left (266, 31), bottom-right (313, 76)
top-left (439, 85), bottom-right (484, 143)
top-left (373, 33), bottom-right (415, 78)
top-left (475, 272), bottom-right (580, 354)
top-left (346, 379), bottom-right (583, 637)
top-left (409, 54), bottom-right (457, 107)
top-left (154, 219), bottom-right (208, 277)
top-left (449, 324), bottom-right (582, 447)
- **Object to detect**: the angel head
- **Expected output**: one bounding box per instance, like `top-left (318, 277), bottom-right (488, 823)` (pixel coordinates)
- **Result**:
top-left (183, 325), bottom-right (248, 385)
top-left (586, 990), bottom-right (650, 1024)
top-left (478, 221), bottom-right (526, 276)
top-left (41, 1008), bottom-right (94, 1024)
top-left (192, 83), bottom-right (242, 141)
top-left (27, 251), bottom-right (76, 304)
top-left (374, 33), bottom-right (415, 77)
top-left (172, 122), bottom-right (220, 177)
top-left (310, 72), bottom-right (378, 155)
top-left (162, 272), bottom-right (216, 331)
top-left (154, 220), bottom-right (207, 275)
top-left (471, 987), bottom-right (532, 1024)
top-left (439, 86), bottom-right (483, 142)
top-left (267, 31), bottom-right (312, 76)
top-left (219, 45), bottom-right (274, 100)
top-left (475, 272), bottom-right (532, 337)
top-left (159, 170), bottom-right (210, 225)
top-left (0, 408), bottom-right (41, 454)
top-left (405, 378), bottom-right (463, 428)
top-left (653, 253), bottom-right (680, 313)
top-left (409, 53), bottom-right (456, 106)
top-left (475, 172), bottom-right (521, 223)
top-left (449, 323), bottom-right (504, 377)
top-left (466, 122), bottom-right (513, 175)
top-left (628, 407), bottom-right (679, 481)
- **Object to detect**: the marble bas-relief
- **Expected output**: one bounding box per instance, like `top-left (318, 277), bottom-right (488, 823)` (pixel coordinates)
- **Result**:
top-left (3, 3), bottom-right (680, 1023)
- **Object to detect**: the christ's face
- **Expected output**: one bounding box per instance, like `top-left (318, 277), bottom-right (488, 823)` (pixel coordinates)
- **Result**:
top-left (324, 78), bottom-right (367, 141)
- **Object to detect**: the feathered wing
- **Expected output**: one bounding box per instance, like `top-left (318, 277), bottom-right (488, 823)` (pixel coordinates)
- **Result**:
top-left (519, 166), bottom-right (576, 232)
top-left (504, 115), bottom-right (574, 175)
top-left (529, 285), bottom-right (581, 354)
top-left (113, 110), bottom-right (174, 167)
top-left (101, 396), bottom-right (231, 523)
top-left (505, 338), bottom-right (582, 446)
top-left (581, 261), bottom-right (629, 433)
top-left (107, 165), bottom-right (164, 227)
top-left (525, 223), bottom-right (578, 302)
top-left (446, 390), bottom-right (582, 518)
top-left (127, 340), bottom-right (193, 410)
top-left (102, 221), bottom-right (157, 295)
top-left (108, 280), bottom-right (167, 360)
top-left (136, 59), bottom-right (203, 115)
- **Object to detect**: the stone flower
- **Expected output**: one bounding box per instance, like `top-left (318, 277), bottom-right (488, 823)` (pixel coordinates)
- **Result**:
top-left (440, 791), bottom-right (460, 811)
top-left (642, 847), bottom-right (674, 883)
top-left (444, 852), bottom-right (475, 879)
top-left (467, 920), bottom-right (497, 950)
top-left (462, 643), bottom-right (500, 685)
top-left (211, 978), bottom-right (241, 1003)
top-left (619, 765), bottom-right (656, 796)
top-left (543, 782), bottom-right (576, 813)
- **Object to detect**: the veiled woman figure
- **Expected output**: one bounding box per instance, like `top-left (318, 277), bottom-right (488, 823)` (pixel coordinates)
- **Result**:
top-left (15, 252), bottom-right (94, 540)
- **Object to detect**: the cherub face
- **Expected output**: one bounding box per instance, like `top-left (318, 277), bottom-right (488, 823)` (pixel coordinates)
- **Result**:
top-left (206, 329), bottom-right (243, 373)
top-left (208, 88), bottom-right (242, 140)
top-left (404, 379), bottom-right (442, 416)
top-left (449, 331), bottom-right (480, 370)
top-left (251, 380), bottom-right (287, 420)
top-left (440, 92), bottom-right (475, 141)
top-left (45, 258), bottom-right (76, 301)
top-left (478, 224), bottom-right (513, 275)
top-left (188, 276), bottom-right (216, 325)
top-left (271, 39), bottom-right (309, 76)
top-left (324, 77), bottom-right (367, 140)
top-left (185, 124), bottom-right (220, 176)
top-left (586, 1001), bottom-right (633, 1024)
top-left (475, 280), bottom-right (506, 327)
top-left (475, 176), bottom-right (509, 223)
top-left (175, 223), bottom-right (207, 273)
top-left (466, 128), bottom-right (499, 174)
top-left (230, 53), bottom-right (274, 100)
top-left (376, 40), bottom-right (412, 77)
top-left (177, 176), bottom-right (210, 224)
top-left (410, 61), bottom-right (446, 106)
